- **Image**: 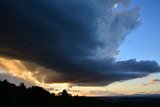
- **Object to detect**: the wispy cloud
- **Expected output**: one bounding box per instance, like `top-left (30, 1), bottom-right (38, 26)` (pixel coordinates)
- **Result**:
top-left (142, 79), bottom-right (160, 86)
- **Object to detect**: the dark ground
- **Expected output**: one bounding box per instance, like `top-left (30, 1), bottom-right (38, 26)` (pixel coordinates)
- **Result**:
top-left (0, 80), bottom-right (160, 107)
top-left (95, 96), bottom-right (160, 107)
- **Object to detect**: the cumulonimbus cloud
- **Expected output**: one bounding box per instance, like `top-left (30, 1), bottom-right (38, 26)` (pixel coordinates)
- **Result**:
top-left (0, 0), bottom-right (159, 86)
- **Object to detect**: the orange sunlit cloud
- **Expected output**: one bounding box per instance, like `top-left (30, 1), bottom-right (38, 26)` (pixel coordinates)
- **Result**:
top-left (0, 56), bottom-right (160, 96)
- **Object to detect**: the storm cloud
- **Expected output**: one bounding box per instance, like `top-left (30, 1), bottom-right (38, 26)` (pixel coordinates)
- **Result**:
top-left (0, 0), bottom-right (159, 86)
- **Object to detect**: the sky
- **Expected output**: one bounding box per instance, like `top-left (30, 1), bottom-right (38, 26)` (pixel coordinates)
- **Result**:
top-left (0, 0), bottom-right (160, 96)
top-left (118, 0), bottom-right (160, 64)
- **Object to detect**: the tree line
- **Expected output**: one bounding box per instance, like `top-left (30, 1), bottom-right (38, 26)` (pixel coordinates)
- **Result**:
top-left (1, 79), bottom-right (158, 107)
top-left (0, 79), bottom-right (109, 107)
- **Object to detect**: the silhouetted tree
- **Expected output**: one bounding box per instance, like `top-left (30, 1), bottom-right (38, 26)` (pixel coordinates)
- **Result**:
top-left (0, 80), bottom-right (159, 107)
top-left (19, 83), bottom-right (26, 90)
top-left (57, 89), bottom-right (71, 97)
top-left (28, 86), bottom-right (50, 97)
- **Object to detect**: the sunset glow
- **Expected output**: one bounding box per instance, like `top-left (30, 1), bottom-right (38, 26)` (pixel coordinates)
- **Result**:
top-left (0, 56), bottom-right (159, 96)
top-left (0, 0), bottom-right (160, 97)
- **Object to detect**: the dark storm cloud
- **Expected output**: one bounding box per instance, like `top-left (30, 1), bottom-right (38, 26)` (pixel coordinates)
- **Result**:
top-left (0, 0), bottom-right (159, 86)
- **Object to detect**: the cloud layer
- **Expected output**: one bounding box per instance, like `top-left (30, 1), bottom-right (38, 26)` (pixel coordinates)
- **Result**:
top-left (0, 0), bottom-right (159, 86)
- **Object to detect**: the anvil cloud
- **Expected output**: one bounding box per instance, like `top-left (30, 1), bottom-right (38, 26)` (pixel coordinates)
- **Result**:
top-left (0, 0), bottom-right (159, 86)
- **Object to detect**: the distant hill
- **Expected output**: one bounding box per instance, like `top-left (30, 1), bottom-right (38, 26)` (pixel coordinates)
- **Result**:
top-left (0, 79), bottom-right (160, 107)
